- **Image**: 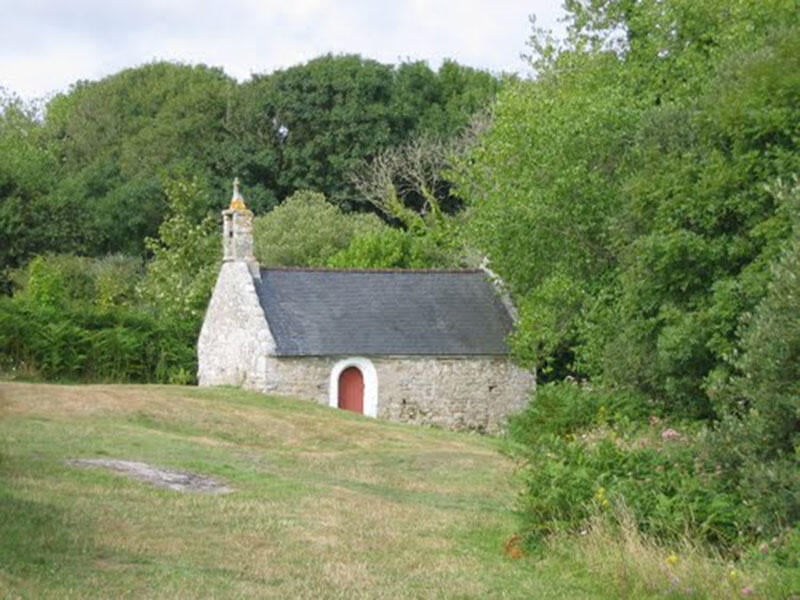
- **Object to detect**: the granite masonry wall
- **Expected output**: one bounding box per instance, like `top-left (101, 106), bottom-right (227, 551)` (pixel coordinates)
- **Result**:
top-left (197, 260), bottom-right (273, 390)
top-left (257, 354), bottom-right (534, 433)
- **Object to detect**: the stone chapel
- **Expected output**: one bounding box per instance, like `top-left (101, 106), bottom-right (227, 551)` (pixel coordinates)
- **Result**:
top-left (197, 181), bottom-right (534, 432)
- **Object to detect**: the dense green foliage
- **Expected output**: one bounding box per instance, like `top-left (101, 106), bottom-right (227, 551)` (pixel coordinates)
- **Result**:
top-left (231, 56), bottom-right (498, 210)
top-left (0, 181), bottom-right (217, 383)
top-left (137, 178), bottom-right (220, 322)
top-left (43, 63), bottom-right (234, 256)
top-left (0, 54), bottom-right (495, 377)
top-left (508, 381), bottom-right (800, 554)
top-left (0, 64), bottom-right (232, 276)
top-left (0, 255), bottom-right (196, 383)
top-left (463, 0), bottom-right (800, 560)
top-left (252, 190), bottom-right (385, 267)
top-left (712, 180), bottom-right (800, 456)
top-left (0, 91), bottom-right (61, 292)
top-left (251, 187), bottom-right (460, 270)
top-left (0, 56), bottom-right (498, 283)
top-left (456, 0), bottom-right (800, 415)
top-left (327, 226), bottom-right (452, 269)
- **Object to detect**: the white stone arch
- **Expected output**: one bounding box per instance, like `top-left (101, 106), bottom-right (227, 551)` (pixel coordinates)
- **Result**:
top-left (328, 357), bottom-right (378, 418)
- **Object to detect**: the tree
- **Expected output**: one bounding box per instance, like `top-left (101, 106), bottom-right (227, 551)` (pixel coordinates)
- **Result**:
top-left (454, 0), bottom-right (800, 413)
top-left (0, 90), bottom-right (67, 290)
top-left (716, 179), bottom-right (800, 456)
top-left (347, 119), bottom-right (490, 270)
top-left (42, 62), bottom-right (235, 255)
top-left (2, 56), bottom-right (499, 269)
top-left (230, 55), bottom-right (501, 210)
top-left (327, 224), bottom-right (456, 270)
top-left (138, 177), bottom-right (220, 321)
top-left (252, 190), bottom-right (384, 267)
top-left (391, 59), bottom-right (500, 137)
top-left (231, 55), bottom-right (398, 210)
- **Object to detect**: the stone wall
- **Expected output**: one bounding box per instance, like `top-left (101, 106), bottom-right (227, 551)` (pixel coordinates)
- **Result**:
top-left (376, 356), bottom-right (533, 432)
top-left (256, 354), bottom-right (534, 433)
top-left (197, 261), bottom-right (274, 389)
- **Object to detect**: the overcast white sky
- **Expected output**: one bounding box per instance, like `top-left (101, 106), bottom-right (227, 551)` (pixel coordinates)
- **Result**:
top-left (1, 0), bottom-right (567, 101)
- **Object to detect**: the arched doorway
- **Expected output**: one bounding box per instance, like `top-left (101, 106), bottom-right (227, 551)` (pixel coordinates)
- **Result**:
top-left (329, 358), bottom-right (378, 417)
top-left (338, 366), bottom-right (364, 413)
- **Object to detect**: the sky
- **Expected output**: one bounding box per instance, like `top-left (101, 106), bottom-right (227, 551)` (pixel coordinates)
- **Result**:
top-left (1, 0), bottom-right (567, 101)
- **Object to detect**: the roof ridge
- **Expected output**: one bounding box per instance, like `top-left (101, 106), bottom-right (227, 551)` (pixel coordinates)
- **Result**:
top-left (259, 266), bottom-right (484, 274)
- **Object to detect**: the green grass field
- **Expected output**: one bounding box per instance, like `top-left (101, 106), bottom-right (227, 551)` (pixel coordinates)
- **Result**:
top-left (0, 383), bottom-right (791, 598)
top-left (0, 383), bottom-right (582, 598)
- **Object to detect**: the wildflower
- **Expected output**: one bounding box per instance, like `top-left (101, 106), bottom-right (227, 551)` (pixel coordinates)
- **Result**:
top-left (759, 542), bottom-right (769, 554)
top-left (741, 587), bottom-right (754, 596)
top-left (728, 569), bottom-right (739, 582)
top-left (593, 486), bottom-right (610, 509)
top-left (665, 553), bottom-right (679, 567)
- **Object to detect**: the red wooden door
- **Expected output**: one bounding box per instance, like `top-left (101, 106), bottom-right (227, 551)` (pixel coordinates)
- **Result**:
top-left (338, 367), bottom-right (364, 414)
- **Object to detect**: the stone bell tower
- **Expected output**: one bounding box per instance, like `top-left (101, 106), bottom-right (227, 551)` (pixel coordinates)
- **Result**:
top-left (198, 178), bottom-right (271, 388)
top-left (222, 178), bottom-right (255, 264)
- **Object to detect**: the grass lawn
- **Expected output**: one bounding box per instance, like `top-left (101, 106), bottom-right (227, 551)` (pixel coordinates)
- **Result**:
top-left (4, 382), bottom-right (793, 598)
top-left (0, 382), bottom-right (600, 599)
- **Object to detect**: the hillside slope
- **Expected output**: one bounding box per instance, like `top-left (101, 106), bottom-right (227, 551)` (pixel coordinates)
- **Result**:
top-left (0, 383), bottom-right (584, 599)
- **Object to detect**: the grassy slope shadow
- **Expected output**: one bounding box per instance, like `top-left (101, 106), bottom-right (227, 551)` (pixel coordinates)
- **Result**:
top-left (0, 489), bottom-right (95, 581)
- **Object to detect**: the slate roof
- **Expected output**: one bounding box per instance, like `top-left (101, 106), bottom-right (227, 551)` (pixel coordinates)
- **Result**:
top-left (255, 268), bottom-right (513, 356)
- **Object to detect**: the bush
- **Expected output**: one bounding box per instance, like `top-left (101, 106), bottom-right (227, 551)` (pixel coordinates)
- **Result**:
top-left (507, 381), bottom-right (786, 554)
top-left (327, 226), bottom-right (453, 269)
top-left (727, 214), bottom-right (799, 456)
top-left (0, 298), bottom-right (197, 383)
top-left (696, 415), bottom-right (800, 541)
top-left (253, 190), bottom-right (384, 267)
top-left (515, 424), bottom-right (748, 550)
top-left (138, 177), bottom-right (219, 321)
top-left (15, 255), bottom-right (96, 309)
top-left (690, 180), bottom-right (800, 543)
top-left (92, 254), bottom-right (144, 310)
top-left (507, 381), bottom-right (651, 445)
top-left (327, 228), bottom-right (412, 269)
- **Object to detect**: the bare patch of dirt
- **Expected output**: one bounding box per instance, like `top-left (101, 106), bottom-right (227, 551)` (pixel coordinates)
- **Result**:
top-left (67, 458), bottom-right (232, 494)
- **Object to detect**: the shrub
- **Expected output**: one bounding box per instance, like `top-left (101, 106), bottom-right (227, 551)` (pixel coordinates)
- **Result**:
top-left (729, 223), bottom-right (799, 456)
top-left (0, 298), bottom-right (197, 383)
top-left (253, 190), bottom-right (384, 267)
top-left (91, 254), bottom-right (144, 310)
top-left (508, 382), bottom-right (768, 553)
top-left (696, 415), bottom-right (800, 541)
top-left (138, 177), bottom-right (219, 321)
top-left (515, 423), bottom-right (748, 550)
top-left (327, 227), bottom-right (412, 269)
top-left (691, 180), bottom-right (800, 542)
top-left (327, 226), bottom-right (453, 269)
top-left (507, 381), bottom-right (651, 446)
top-left (15, 254), bottom-right (96, 309)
